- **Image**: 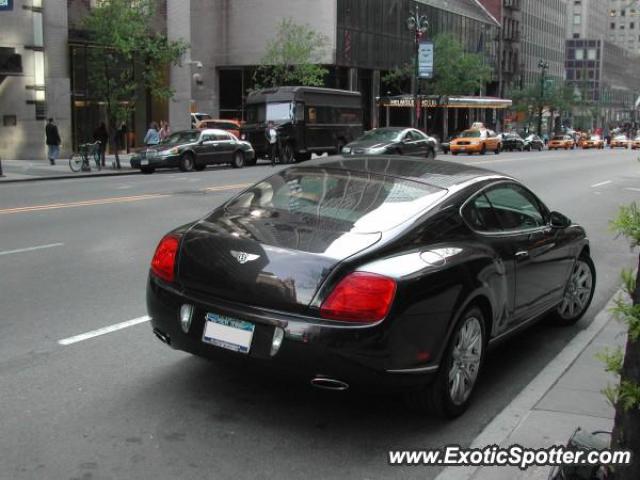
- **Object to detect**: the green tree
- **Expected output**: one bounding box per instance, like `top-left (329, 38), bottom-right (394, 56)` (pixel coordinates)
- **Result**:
top-left (605, 203), bottom-right (640, 480)
top-left (382, 33), bottom-right (492, 96)
top-left (84, 0), bottom-right (188, 167)
top-left (253, 18), bottom-right (329, 89)
top-left (509, 80), bottom-right (578, 134)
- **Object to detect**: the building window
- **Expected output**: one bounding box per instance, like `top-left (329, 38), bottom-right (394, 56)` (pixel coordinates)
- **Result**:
top-left (575, 49), bottom-right (584, 60)
top-left (631, 22), bottom-right (635, 29)
top-left (573, 14), bottom-right (581, 25)
top-left (611, 22), bottom-right (616, 30)
top-left (587, 49), bottom-right (597, 60)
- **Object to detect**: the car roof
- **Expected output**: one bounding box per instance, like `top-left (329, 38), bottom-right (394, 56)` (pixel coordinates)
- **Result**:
top-left (300, 156), bottom-right (507, 190)
top-left (197, 119), bottom-right (241, 125)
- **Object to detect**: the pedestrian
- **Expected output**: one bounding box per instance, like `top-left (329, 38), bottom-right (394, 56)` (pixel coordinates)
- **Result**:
top-left (93, 122), bottom-right (109, 167)
top-left (45, 118), bottom-right (61, 165)
top-left (144, 122), bottom-right (160, 146)
top-left (159, 120), bottom-right (171, 141)
top-left (265, 121), bottom-right (278, 166)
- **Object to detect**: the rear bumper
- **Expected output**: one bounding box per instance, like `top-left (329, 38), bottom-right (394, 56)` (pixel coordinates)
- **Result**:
top-left (146, 276), bottom-right (438, 391)
top-left (130, 155), bottom-right (180, 169)
top-left (450, 143), bottom-right (483, 153)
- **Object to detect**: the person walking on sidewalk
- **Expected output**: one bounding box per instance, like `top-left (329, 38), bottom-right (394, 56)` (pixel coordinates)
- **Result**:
top-left (144, 122), bottom-right (160, 146)
top-left (265, 121), bottom-right (278, 166)
top-left (45, 118), bottom-right (61, 165)
top-left (93, 122), bottom-right (109, 167)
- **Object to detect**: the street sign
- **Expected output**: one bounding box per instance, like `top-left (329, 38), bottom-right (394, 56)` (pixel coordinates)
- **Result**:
top-left (418, 41), bottom-right (434, 79)
top-left (0, 0), bottom-right (13, 11)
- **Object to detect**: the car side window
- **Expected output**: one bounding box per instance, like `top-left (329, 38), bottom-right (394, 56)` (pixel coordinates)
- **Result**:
top-left (201, 134), bottom-right (214, 142)
top-left (483, 184), bottom-right (546, 231)
top-left (462, 193), bottom-right (502, 232)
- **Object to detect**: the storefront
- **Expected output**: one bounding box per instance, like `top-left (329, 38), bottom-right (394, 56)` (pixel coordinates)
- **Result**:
top-left (377, 94), bottom-right (512, 140)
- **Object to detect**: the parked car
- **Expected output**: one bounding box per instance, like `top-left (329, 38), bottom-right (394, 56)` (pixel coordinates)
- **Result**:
top-left (450, 128), bottom-right (501, 155)
top-left (609, 135), bottom-right (629, 149)
top-left (630, 136), bottom-right (640, 150)
top-left (130, 129), bottom-right (255, 174)
top-left (524, 134), bottom-right (544, 151)
top-left (195, 119), bottom-right (242, 139)
top-left (342, 127), bottom-right (437, 158)
top-left (581, 135), bottom-right (605, 150)
top-left (548, 135), bottom-right (576, 150)
top-left (501, 132), bottom-right (526, 152)
top-left (191, 112), bottom-right (212, 128)
top-left (147, 156), bottom-right (595, 418)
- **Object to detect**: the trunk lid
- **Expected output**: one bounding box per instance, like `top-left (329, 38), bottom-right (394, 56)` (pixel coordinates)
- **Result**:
top-left (177, 211), bottom-right (381, 312)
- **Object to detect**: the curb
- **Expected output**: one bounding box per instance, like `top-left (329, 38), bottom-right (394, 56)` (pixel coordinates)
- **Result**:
top-left (0, 170), bottom-right (140, 184)
top-left (435, 289), bottom-right (621, 480)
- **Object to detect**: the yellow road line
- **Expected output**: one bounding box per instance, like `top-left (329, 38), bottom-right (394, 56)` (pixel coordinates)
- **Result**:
top-left (0, 183), bottom-right (250, 215)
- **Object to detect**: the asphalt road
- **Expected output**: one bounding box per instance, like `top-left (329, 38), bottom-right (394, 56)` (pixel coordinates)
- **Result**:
top-left (1, 149), bottom-right (639, 480)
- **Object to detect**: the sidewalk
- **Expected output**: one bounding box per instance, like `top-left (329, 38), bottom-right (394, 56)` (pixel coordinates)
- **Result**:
top-left (0, 155), bottom-right (138, 183)
top-left (437, 294), bottom-right (627, 480)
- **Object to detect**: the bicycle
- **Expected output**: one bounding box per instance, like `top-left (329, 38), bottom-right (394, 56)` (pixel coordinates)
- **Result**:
top-left (69, 141), bottom-right (102, 172)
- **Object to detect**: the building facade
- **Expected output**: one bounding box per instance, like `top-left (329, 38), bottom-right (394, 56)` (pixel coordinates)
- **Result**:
top-left (520, 0), bottom-right (567, 85)
top-left (0, 0), bottom-right (72, 160)
top-left (1, 0), bottom-right (500, 159)
top-left (567, 0), bottom-right (608, 40)
top-left (477, 0), bottom-right (523, 95)
top-left (565, 38), bottom-right (640, 128)
top-left (607, 0), bottom-right (640, 54)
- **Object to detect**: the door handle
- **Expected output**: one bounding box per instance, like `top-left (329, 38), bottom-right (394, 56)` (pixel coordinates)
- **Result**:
top-left (515, 251), bottom-right (529, 259)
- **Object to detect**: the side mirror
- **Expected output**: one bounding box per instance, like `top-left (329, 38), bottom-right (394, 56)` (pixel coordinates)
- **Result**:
top-left (550, 211), bottom-right (571, 229)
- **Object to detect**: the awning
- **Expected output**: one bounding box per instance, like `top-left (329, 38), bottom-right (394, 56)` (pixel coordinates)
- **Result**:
top-left (377, 95), bottom-right (512, 109)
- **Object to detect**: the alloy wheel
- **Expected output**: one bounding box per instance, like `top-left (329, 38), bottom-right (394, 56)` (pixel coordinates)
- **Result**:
top-left (557, 259), bottom-right (594, 321)
top-left (448, 316), bottom-right (483, 406)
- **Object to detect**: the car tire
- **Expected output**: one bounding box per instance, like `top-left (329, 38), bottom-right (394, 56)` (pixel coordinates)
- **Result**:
top-left (495, 144), bottom-right (501, 155)
top-left (405, 306), bottom-right (486, 418)
top-left (451, 151), bottom-right (458, 156)
top-left (549, 254), bottom-right (596, 326)
top-left (480, 144), bottom-right (487, 155)
top-left (231, 151), bottom-right (245, 169)
top-left (426, 147), bottom-right (436, 160)
top-left (140, 166), bottom-right (155, 174)
top-left (179, 153), bottom-right (195, 172)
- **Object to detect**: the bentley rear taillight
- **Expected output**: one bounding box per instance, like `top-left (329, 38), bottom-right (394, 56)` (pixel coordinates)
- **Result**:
top-left (320, 272), bottom-right (396, 324)
top-left (151, 234), bottom-right (180, 283)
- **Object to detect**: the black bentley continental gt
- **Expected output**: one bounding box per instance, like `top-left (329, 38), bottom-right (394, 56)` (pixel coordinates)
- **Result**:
top-left (147, 156), bottom-right (595, 418)
top-left (342, 127), bottom-right (438, 159)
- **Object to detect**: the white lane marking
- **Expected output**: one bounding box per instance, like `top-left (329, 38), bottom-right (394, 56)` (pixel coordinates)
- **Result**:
top-left (58, 316), bottom-right (151, 346)
top-left (0, 243), bottom-right (64, 257)
top-left (434, 292), bottom-right (619, 480)
top-left (591, 180), bottom-right (612, 188)
top-left (625, 187), bottom-right (640, 192)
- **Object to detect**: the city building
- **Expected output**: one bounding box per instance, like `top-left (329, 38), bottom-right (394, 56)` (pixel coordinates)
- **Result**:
top-left (607, 0), bottom-right (640, 54)
top-left (1, 0), bottom-right (500, 159)
top-left (565, 37), bottom-right (640, 127)
top-left (477, 0), bottom-right (523, 95)
top-left (172, 0), bottom-right (500, 134)
top-left (520, 0), bottom-right (567, 85)
top-left (0, 0), bottom-right (71, 160)
top-left (567, 0), bottom-right (608, 40)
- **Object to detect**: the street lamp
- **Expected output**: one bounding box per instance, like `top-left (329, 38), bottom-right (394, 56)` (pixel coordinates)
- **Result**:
top-left (537, 60), bottom-right (549, 136)
top-left (407, 7), bottom-right (429, 128)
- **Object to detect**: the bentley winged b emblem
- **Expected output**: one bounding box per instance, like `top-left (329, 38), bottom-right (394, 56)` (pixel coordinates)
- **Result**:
top-left (230, 250), bottom-right (260, 265)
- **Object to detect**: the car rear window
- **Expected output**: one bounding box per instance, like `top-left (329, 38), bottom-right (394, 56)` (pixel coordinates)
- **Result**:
top-left (225, 168), bottom-right (447, 233)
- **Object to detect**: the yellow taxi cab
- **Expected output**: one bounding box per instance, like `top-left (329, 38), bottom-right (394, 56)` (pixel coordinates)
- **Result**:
top-left (450, 125), bottom-right (501, 156)
top-left (548, 135), bottom-right (576, 150)
top-left (630, 136), bottom-right (640, 150)
top-left (581, 135), bottom-right (604, 149)
top-left (609, 135), bottom-right (629, 149)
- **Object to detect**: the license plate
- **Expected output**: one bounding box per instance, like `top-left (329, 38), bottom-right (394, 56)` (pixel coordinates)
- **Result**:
top-left (141, 160), bottom-right (149, 166)
top-left (460, 147), bottom-right (466, 151)
top-left (202, 313), bottom-right (255, 354)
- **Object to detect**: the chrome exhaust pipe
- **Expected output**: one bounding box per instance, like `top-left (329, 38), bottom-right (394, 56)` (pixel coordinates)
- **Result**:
top-left (153, 328), bottom-right (171, 345)
top-left (310, 376), bottom-right (349, 391)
